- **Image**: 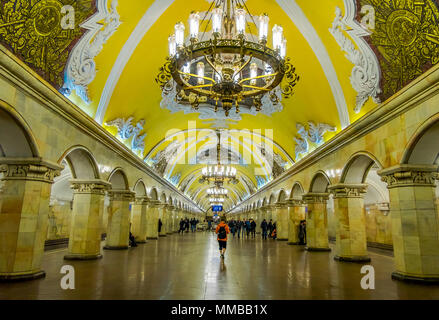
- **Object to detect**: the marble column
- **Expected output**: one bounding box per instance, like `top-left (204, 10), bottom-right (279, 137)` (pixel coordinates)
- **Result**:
top-left (0, 159), bottom-right (61, 281)
top-left (104, 190), bottom-right (135, 250)
top-left (146, 200), bottom-right (160, 240)
top-left (274, 203), bottom-right (289, 241)
top-left (166, 205), bottom-right (174, 235)
top-left (287, 199), bottom-right (306, 245)
top-left (158, 203), bottom-right (167, 237)
top-left (303, 193), bottom-right (331, 251)
top-left (131, 196), bottom-right (149, 243)
top-left (379, 165), bottom-right (439, 283)
top-left (65, 180), bottom-right (110, 260)
top-left (329, 183), bottom-right (371, 262)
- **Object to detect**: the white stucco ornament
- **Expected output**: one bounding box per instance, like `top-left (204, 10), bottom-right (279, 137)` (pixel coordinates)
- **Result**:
top-left (294, 122), bottom-right (337, 160)
top-left (329, 2), bottom-right (381, 113)
top-left (63, 0), bottom-right (121, 103)
top-left (105, 117), bottom-right (146, 155)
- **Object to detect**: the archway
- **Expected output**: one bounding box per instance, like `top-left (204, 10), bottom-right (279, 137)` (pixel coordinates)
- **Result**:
top-left (340, 153), bottom-right (390, 249)
top-left (50, 146), bottom-right (101, 243)
top-left (0, 104), bottom-right (39, 158)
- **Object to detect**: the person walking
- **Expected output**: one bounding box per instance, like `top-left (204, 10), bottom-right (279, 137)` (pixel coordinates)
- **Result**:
top-left (250, 219), bottom-right (256, 238)
top-left (267, 220), bottom-right (273, 238)
top-left (179, 219), bottom-right (185, 234)
top-left (245, 219), bottom-right (251, 238)
top-left (215, 217), bottom-right (230, 259)
top-left (236, 219), bottom-right (242, 239)
top-left (260, 219), bottom-right (268, 240)
top-left (185, 218), bottom-right (190, 233)
top-left (298, 220), bottom-right (307, 245)
top-left (158, 219), bottom-right (163, 234)
top-left (271, 222), bottom-right (277, 240)
top-left (229, 220), bottom-right (236, 238)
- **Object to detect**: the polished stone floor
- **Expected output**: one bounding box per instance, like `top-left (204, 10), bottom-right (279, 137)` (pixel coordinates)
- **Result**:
top-left (1, 232), bottom-right (439, 300)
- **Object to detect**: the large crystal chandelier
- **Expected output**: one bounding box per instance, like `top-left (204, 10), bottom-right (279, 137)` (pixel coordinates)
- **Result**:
top-left (156, 0), bottom-right (300, 116)
top-left (200, 130), bottom-right (238, 185)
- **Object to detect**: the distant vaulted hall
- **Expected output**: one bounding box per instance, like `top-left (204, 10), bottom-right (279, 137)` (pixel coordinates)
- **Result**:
top-left (1, 0), bottom-right (439, 303)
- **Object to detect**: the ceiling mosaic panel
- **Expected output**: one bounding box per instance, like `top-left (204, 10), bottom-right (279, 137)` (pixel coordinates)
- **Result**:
top-left (358, 0), bottom-right (439, 100)
top-left (0, 0), bottom-right (96, 88)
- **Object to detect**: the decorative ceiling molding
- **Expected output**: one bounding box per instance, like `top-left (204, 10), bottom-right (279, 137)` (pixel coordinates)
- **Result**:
top-left (64, 0), bottom-right (121, 103)
top-left (294, 121), bottom-right (337, 161)
top-left (95, 0), bottom-right (176, 124)
top-left (104, 116), bottom-right (146, 155)
top-left (329, 1), bottom-right (381, 113)
top-left (276, 0), bottom-right (350, 129)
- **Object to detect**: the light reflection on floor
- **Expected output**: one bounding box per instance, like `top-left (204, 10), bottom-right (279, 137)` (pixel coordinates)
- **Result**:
top-left (1, 232), bottom-right (439, 300)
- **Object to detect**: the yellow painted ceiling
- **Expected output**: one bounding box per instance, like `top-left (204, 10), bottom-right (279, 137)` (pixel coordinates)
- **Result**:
top-left (68, 0), bottom-right (382, 211)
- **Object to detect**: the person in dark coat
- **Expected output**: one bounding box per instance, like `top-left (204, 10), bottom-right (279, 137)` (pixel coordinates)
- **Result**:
top-left (236, 219), bottom-right (242, 238)
top-left (298, 220), bottom-right (307, 245)
top-left (158, 219), bottom-right (163, 233)
top-left (260, 219), bottom-right (268, 240)
top-left (179, 219), bottom-right (185, 234)
top-left (185, 218), bottom-right (190, 232)
top-left (250, 219), bottom-right (256, 238)
top-left (267, 220), bottom-right (273, 238)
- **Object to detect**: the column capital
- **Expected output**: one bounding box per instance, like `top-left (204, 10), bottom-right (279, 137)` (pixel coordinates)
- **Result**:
top-left (0, 158), bottom-right (62, 183)
top-left (273, 202), bottom-right (286, 209)
top-left (134, 196), bottom-right (150, 205)
top-left (302, 193), bottom-right (330, 203)
top-left (147, 200), bottom-right (162, 208)
top-left (108, 189), bottom-right (136, 201)
top-left (378, 164), bottom-right (439, 189)
top-left (285, 198), bottom-right (304, 206)
top-left (70, 179), bottom-right (111, 195)
top-left (328, 183), bottom-right (368, 198)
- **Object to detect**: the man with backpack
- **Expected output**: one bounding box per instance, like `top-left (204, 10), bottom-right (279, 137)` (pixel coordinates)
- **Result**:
top-left (215, 217), bottom-right (230, 259)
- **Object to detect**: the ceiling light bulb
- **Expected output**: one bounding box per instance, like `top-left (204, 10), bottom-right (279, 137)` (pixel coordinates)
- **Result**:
top-left (235, 8), bottom-right (246, 35)
top-left (197, 62), bottom-right (205, 85)
top-left (280, 38), bottom-right (287, 58)
top-left (259, 14), bottom-right (269, 43)
top-left (175, 22), bottom-right (185, 47)
top-left (212, 7), bottom-right (223, 35)
top-left (272, 24), bottom-right (283, 51)
top-left (168, 34), bottom-right (176, 56)
top-left (189, 11), bottom-right (200, 40)
top-left (250, 63), bottom-right (258, 85)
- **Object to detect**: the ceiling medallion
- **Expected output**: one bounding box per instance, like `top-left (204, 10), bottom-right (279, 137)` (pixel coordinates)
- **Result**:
top-left (156, 0), bottom-right (300, 117)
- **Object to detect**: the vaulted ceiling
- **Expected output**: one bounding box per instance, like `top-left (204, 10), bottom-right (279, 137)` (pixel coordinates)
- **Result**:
top-left (2, 0), bottom-right (438, 211)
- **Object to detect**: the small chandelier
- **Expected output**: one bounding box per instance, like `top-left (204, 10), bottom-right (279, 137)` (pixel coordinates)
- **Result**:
top-left (199, 130), bottom-right (238, 185)
top-left (207, 187), bottom-right (228, 196)
top-left (156, 0), bottom-right (300, 117)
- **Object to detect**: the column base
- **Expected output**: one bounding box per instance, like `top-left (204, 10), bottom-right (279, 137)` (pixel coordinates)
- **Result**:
top-left (334, 255), bottom-right (371, 263)
top-left (146, 237), bottom-right (158, 240)
top-left (0, 270), bottom-right (46, 282)
top-left (288, 241), bottom-right (300, 245)
top-left (64, 253), bottom-right (103, 260)
top-left (277, 238), bottom-right (288, 241)
top-left (103, 245), bottom-right (129, 250)
top-left (159, 234), bottom-right (167, 237)
top-left (166, 232), bottom-right (172, 235)
top-left (135, 240), bottom-right (147, 244)
top-left (392, 272), bottom-right (439, 284)
top-left (306, 247), bottom-right (331, 252)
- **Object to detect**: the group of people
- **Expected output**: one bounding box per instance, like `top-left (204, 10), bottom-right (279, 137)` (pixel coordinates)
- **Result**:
top-left (226, 219), bottom-right (257, 239)
top-left (215, 217), bottom-right (308, 259)
top-left (178, 218), bottom-right (199, 233)
top-left (260, 219), bottom-right (277, 240)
